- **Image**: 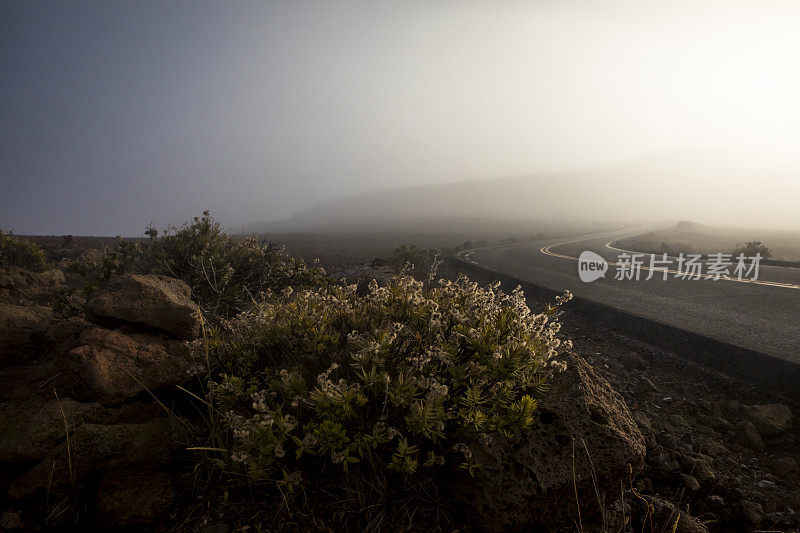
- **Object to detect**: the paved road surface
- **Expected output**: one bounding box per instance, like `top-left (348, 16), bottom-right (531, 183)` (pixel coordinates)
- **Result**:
top-left (460, 227), bottom-right (800, 362)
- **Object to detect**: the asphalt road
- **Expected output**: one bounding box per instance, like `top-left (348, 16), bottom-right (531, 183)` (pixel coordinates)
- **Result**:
top-left (460, 227), bottom-right (800, 363)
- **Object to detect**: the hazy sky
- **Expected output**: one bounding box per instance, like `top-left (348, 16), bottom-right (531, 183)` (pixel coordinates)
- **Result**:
top-left (3, 0), bottom-right (800, 235)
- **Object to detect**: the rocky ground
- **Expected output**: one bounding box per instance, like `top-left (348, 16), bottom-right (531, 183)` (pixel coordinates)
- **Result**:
top-left (0, 259), bottom-right (797, 531)
top-left (0, 268), bottom-right (199, 530)
top-left (569, 318), bottom-right (800, 532)
top-left (443, 259), bottom-right (800, 532)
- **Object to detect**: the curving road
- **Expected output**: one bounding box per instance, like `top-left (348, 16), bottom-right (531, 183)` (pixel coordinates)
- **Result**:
top-left (459, 226), bottom-right (800, 363)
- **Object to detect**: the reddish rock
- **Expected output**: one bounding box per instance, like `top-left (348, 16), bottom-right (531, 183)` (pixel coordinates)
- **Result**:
top-left (9, 418), bottom-right (182, 499)
top-left (86, 274), bottom-right (200, 340)
top-left (0, 398), bottom-right (103, 464)
top-left (64, 326), bottom-right (192, 404)
top-left (743, 404), bottom-right (792, 437)
top-left (456, 352), bottom-right (645, 531)
top-left (622, 351), bottom-right (645, 370)
top-left (0, 303), bottom-right (52, 365)
top-left (734, 420), bottom-right (764, 449)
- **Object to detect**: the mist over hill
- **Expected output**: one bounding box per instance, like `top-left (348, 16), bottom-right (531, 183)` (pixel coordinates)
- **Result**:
top-left (247, 153), bottom-right (800, 234)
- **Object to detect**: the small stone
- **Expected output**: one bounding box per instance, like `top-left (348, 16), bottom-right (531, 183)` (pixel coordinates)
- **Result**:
top-left (635, 377), bottom-right (658, 394)
top-left (622, 351), bottom-right (645, 370)
top-left (740, 500), bottom-right (763, 525)
top-left (707, 495), bottom-right (725, 508)
top-left (657, 433), bottom-right (679, 449)
top-left (681, 473), bottom-right (701, 492)
top-left (632, 410), bottom-right (652, 431)
top-left (651, 453), bottom-right (680, 475)
top-left (669, 414), bottom-right (688, 428)
top-left (764, 511), bottom-right (795, 527)
top-left (758, 479), bottom-right (778, 489)
top-left (711, 417), bottom-right (733, 433)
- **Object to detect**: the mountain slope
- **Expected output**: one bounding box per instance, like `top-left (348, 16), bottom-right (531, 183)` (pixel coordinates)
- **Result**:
top-left (248, 154), bottom-right (800, 233)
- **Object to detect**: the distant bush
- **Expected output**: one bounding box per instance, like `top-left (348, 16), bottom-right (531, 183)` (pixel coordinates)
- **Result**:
top-left (733, 241), bottom-right (772, 260)
top-left (72, 211), bottom-right (326, 317)
top-left (202, 274), bottom-right (572, 523)
top-left (0, 230), bottom-right (49, 271)
top-left (391, 243), bottom-right (443, 278)
top-left (658, 241), bottom-right (697, 256)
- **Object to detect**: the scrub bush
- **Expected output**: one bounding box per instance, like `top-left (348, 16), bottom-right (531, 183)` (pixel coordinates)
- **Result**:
top-left (203, 273), bottom-right (572, 522)
top-left (733, 240), bottom-right (773, 260)
top-left (72, 211), bottom-right (326, 316)
top-left (0, 230), bottom-right (48, 271)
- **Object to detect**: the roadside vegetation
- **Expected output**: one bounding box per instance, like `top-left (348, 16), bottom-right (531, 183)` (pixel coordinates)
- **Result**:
top-left (201, 273), bottom-right (571, 526)
top-left (61, 212), bottom-right (573, 528)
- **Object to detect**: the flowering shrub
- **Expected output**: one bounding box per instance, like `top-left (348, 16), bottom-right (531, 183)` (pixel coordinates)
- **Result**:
top-left (0, 230), bottom-right (48, 271)
top-left (204, 273), bottom-right (572, 515)
top-left (72, 212), bottom-right (326, 316)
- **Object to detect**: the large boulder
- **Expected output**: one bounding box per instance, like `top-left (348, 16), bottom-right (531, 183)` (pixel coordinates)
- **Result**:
top-left (32, 315), bottom-right (90, 356)
top-left (743, 404), bottom-right (793, 437)
top-left (0, 268), bottom-right (66, 305)
top-left (86, 274), bottom-right (200, 340)
top-left (63, 326), bottom-right (193, 404)
top-left (8, 417), bottom-right (182, 500)
top-left (456, 352), bottom-right (646, 531)
top-left (734, 420), bottom-right (765, 449)
top-left (0, 302), bottom-right (52, 365)
top-left (0, 399), bottom-right (104, 464)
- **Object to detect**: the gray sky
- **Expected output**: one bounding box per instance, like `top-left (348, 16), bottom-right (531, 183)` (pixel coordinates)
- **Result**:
top-left (3, 1), bottom-right (800, 235)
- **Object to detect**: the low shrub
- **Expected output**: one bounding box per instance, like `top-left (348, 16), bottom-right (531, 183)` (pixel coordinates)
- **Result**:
top-left (0, 230), bottom-right (49, 271)
top-left (202, 273), bottom-right (572, 524)
top-left (72, 211), bottom-right (326, 317)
